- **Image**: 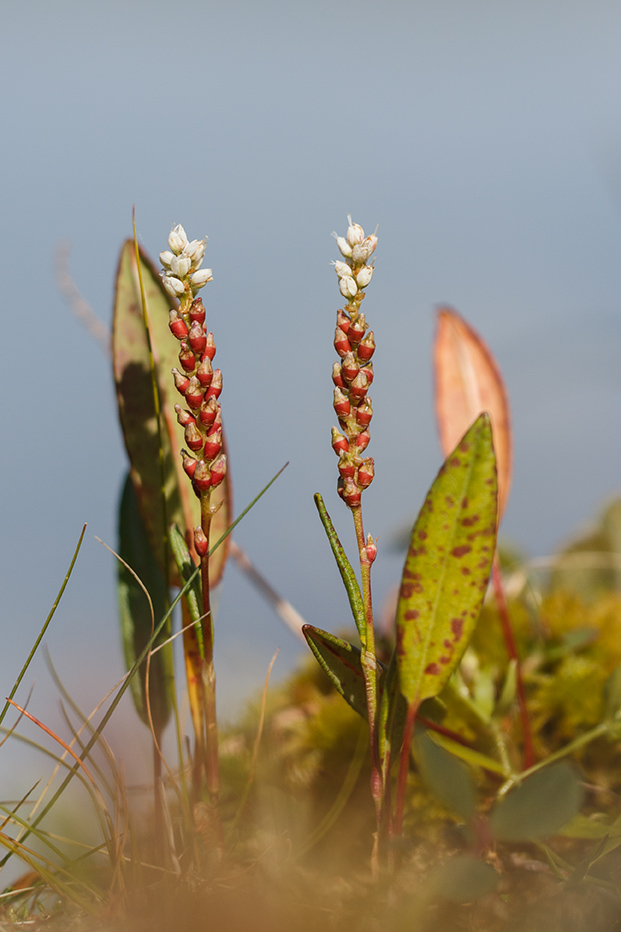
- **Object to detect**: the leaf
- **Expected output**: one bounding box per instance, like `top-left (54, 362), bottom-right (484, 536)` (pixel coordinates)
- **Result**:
top-left (117, 473), bottom-right (173, 736)
top-left (313, 494), bottom-right (366, 644)
top-left (395, 413), bottom-right (498, 706)
top-left (434, 307), bottom-right (512, 520)
top-left (428, 855), bottom-right (499, 903)
top-left (303, 624), bottom-right (370, 717)
top-left (112, 240), bottom-right (231, 585)
top-left (413, 729), bottom-right (477, 822)
top-left (490, 763), bottom-right (585, 842)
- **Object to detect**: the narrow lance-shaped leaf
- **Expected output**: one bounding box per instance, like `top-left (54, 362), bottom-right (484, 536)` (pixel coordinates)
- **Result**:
top-left (112, 240), bottom-right (231, 583)
top-left (396, 413), bottom-right (498, 706)
top-left (434, 307), bottom-right (512, 520)
top-left (117, 473), bottom-right (173, 736)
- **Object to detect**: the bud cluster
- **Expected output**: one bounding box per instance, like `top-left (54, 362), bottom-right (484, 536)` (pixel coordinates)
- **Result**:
top-left (161, 225), bottom-right (227, 554)
top-left (330, 217), bottom-right (377, 509)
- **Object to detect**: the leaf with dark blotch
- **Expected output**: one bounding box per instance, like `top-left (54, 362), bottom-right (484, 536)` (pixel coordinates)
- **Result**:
top-left (395, 413), bottom-right (498, 706)
top-left (490, 763), bottom-right (584, 842)
top-left (117, 473), bottom-right (173, 736)
top-left (434, 307), bottom-right (512, 520)
top-left (112, 240), bottom-right (231, 585)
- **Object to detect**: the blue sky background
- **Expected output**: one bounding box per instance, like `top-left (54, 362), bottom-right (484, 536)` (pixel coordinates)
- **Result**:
top-left (2, 0), bottom-right (621, 790)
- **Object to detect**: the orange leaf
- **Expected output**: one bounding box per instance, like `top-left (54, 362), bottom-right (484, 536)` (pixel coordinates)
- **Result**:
top-left (433, 307), bottom-right (512, 520)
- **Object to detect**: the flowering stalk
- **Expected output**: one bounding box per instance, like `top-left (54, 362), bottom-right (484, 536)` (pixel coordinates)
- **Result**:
top-left (330, 217), bottom-right (383, 848)
top-left (161, 225), bottom-right (225, 821)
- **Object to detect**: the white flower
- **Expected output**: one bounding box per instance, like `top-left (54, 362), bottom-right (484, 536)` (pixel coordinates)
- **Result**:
top-left (332, 233), bottom-right (353, 259)
top-left (334, 260), bottom-right (352, 279)
top-left (162, 274), bottom-right (186, 297)
top-left (339, 276), bottom-right (358, 299)
top-left (190, 269), bottom-right (213, 290)
top-left (184, 238), bottom-right (208, 265)
top-left (159, 250), bottom-right (174, 269)
top-left (168, 224), bottom-right (188, 255)
top-left (346, 215), bottom-right (364, 246)
top-left (356, 266), bottom-right (374, 288)
top-left (170, 254), bottom-right (192, 278)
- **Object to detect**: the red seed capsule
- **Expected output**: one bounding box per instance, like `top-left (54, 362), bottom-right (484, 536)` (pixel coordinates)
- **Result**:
top-left (205, 369), bottom-right (222, 400)
top-left (189, 297), bottom-right (206, 325)
top-left (202, 332), bottom-right (216, 361)
top-left (169, 310), bottom-right (189, 340)
top-left (334, 326), bottom-right (351, 358)
top-left (331, 426), bottom-right (349, 455)
top-left (188, 321), bottom-right (207, 356)
top-left (172, 368), bottom-right (190, 396)
top-left (185, 376), bottom-right (204, 409)
top-left (192, 460), bottom-right (212, 492)
top-left (185, 421), bottom-right (204, 452)
top-left (194, 525), bottom-right (209, 558)
top-left (196, 356), bottom-right (213, 386)
top-left (357, 330), bottom-right (375, 362)
top-left (178, 342), bottom-right (196, 372)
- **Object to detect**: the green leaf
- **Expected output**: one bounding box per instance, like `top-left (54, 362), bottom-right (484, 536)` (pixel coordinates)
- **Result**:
top-left (413, 729), bottom-right (477, 822)
top-left (395, 413), bottom-right (498, 706)
top-left (604, 665), bottom-right (621, 724)
top-left (428, 855), bottom-right (499, 903)
top-left (170, 523), bottom-right (205, 656)
top-left (490, 763), bottom-right (585, 842)
top-left (302, 624), bottom-right (372, 718)
top-left (313, 494), bottom-right (366, 644)
top-left (112, 240), bottom-right (231, 585)
top-left (117, 473), bottom-right (174, 735)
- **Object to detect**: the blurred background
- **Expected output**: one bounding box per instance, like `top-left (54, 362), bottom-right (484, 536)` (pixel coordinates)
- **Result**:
top-left (2, 0), bottom-right (621, 788)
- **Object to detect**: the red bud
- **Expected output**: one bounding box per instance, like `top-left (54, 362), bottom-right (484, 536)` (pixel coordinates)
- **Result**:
top-left (182, 452), bottom-right (198, 479)
top-left (348, 312), bottom-right (366, 345)
top-left (332, 362), bottom-right (344, 389)
top-left (178, 342), bottom-right (196, 372)
top-left (194, 525), bottom-right (209, 558)
top-left (196, 356), bottom-right (213, 386)
top-left (169, 310), bottom-right (189, 340)
top-left (364, 534), bottom-right (377, 564)
top-left (202, 332), bottom-right (216, 361)
top-left (349, 370), bottom-right (369, 401)
top-left (336, 309), bottom-right (351, 333)
top-left (172, 368), bottom-right (190, 396)
top-left (204, 428), bottom-right (222, 460)
top-left (185, 421), bottom-right (204, 452)
top-left (189, 298), bottom-right (206, 325)
top-left (333, 387), bottom-right (351, 418)
top-left (355, 429), bottom-right (371, 452)
top-left (334, 326), bottom-right (351, 357)
top-left (337, 476), bottom-right (361, 508)
top-left (174, 404), bottom-right (196, 428)
top-left (185, 376), bottom-right (204, 409)
top-left (331, 426), bottom-right (349, 455)
top-left (199, 396), bottom-right (219, 427)
top-left (210, 453), bottom-right (227, 488)
top-left (360, 362), bottom-right (374, 386)
top-left (205, 369), bottom-right (222, 399)
top-left (340, 351), bottom-right (359, 383)
top-left (338, 455), bottom-right (356, 479)
top-left (357, 330), bottom-right (375, 362)
top-left (357, 458), bottom-right (375, 488)
top-left (356, 398), bottom-right (373, 428)
top-left (192, 460), bottom-right (212, 492)
top-left (188, 321), bottom-right (207, 356)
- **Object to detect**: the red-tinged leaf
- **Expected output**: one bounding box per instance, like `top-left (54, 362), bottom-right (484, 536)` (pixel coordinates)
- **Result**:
top-left (434, 307), bottom-right (512, 520)
top-left (396, 413), bottom-right (497, 706)
top-left (112, 240), bottom-right (231, 585)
